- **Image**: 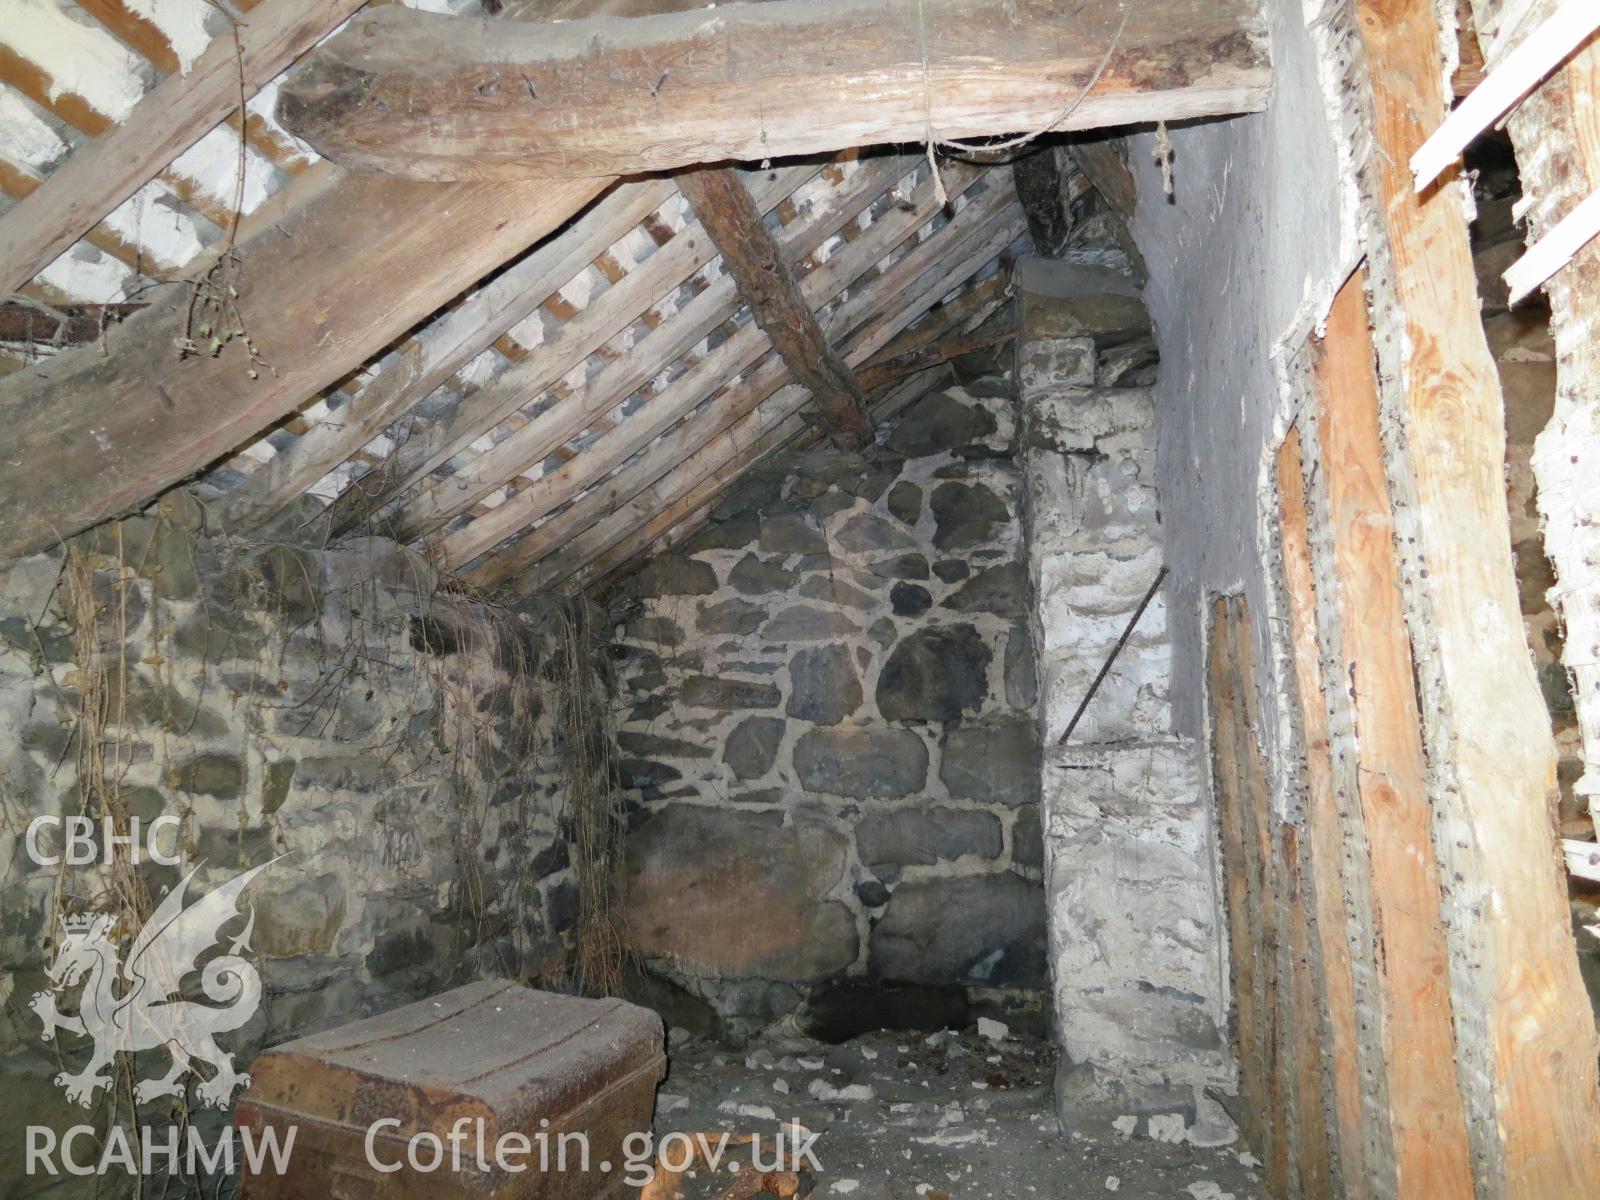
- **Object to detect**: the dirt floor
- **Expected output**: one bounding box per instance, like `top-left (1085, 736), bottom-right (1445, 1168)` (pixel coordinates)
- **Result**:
top-left (651, 1024), bottom-right (1264, 1200)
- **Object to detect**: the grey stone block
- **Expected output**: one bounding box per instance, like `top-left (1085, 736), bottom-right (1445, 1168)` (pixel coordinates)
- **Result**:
top-left (931, 481), bottom-right (1010, 550)
top-left (942, 716), bottom-right (1039, 807)
top-left (681, 676), bottom-right (781, 711)
top-left (760, 514), bottom-right (827, 555)
top-left (857, 806), bottom-right (1003, 867)
top-left (886, 391), bottom-right (998, 458)
top-left (943, 562), bottom-right (1028, 617)
top-left (792, 727), bottom-right (927, 799)
top-left (870, 873), bottom-right (1047, 988)
top-left (786, 644), bottom-right (861, 725)
top-left (887, 481), bottom-right (923, 525)
top-left (889, 582), bottom-right (931, 617)
top-left (723, 717), bottom-right (786, 780)
top-left (625, 556), bottom-right (718, 597)
top-left (762, 606), bottom-right (861, 642)
top-left (623, 805), bottom-right (856, 980)
top-left (876, 624), bottom-right (991, 722)
top-left (696, 597), bottom-right (766, 635)
top-left (728, 553), bottom-right (798, 595)
top-left (834, 512), bottom-right (917, 554)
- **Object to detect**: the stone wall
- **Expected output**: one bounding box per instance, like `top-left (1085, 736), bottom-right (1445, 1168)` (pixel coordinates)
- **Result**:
top-left (610, 365), bottom-right (1047, 1038)
top-left (1018, 272), bottom-right (1230, 1131)
top-left (0, 495), bottom-right (600, 1198)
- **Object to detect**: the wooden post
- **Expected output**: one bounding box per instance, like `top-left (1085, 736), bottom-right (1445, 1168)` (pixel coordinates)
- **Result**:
top-left (1308, 270), bottom-right (1476, 1198)
top-left (1354, 0), bottom-right (1600, 1191)
top-left (1277, 424), bottom-right (1373, 1200)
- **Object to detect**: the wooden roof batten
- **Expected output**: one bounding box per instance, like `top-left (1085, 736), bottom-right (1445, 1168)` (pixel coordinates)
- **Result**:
top-left (0, 0), bottom-right (1260, 592)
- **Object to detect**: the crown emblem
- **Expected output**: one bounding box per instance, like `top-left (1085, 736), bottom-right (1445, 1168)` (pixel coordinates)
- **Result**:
top-left (60, 913), bottom-right (97, 934)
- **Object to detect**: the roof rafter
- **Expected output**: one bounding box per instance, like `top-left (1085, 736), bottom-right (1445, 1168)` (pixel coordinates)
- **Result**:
top-left (444, 158), bottom-right (986, 575)
top-left (219, 177), bottom-right (679, 528)
top-left (0, 170), bottom-right (605, 558)
top-left (330, 162), bottom-right (827, 538)
top-left (388, 159), bottom-right (911, 547)
top-left (475, 165), bottom-right (1023, 591)
top-left (676, 166), bottom-right (872, 449)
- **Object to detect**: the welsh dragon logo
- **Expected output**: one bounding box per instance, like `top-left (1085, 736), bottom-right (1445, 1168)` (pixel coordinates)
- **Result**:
top-left (30, 861), bottom-right (274, 1109)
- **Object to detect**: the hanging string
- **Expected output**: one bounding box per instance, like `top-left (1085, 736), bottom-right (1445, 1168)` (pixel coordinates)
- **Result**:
top-left (1153, 119), bottom-right (1175, 196)
top-left (915, 0), bottom-right (949, 207)
top-left (913, 0), bottom-right (1131, 188)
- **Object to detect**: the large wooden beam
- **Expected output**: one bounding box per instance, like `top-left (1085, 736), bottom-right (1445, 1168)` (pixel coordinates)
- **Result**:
top-left (1355, 0), bottom-right (1600, 1192)
top-left (0, 0), bottom-right (367, 295)
top-left (676, 166), bottom-right (872, 449)
top-left (1466, 0), bottom-right (1600, 887)
top-left (0, 172), bottom-right (605, 558)
top-left (219, 178), bottom-right (677, 530)
top-left (276, 0), bottom-right (1270, 181)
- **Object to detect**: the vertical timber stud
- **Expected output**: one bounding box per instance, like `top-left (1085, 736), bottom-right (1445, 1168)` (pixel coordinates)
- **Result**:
top-left (1467, 0), bottom-right (1600, 973)
top-left (1310, 272), bottom-right (1475, 1199)
top-left (1209, 596), bottom-right (1338, 1193)
top-left (1278, 425), bottom-right (1371, 1200)
top-left (1354, 0), bottom-right (1600, 1193)
top-left (1208, 599), bottom-right (1267, 1161)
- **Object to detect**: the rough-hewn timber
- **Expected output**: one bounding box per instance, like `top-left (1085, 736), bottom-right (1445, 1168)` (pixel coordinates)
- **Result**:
top-left (276, 0), bottom-right (1271, 181)
top-left (676, 166), bottom-right (872, 449)
top-left (1358, 0), bottom-right (1600, 1192)
top-left (0, 173), bottom-right (604, 558)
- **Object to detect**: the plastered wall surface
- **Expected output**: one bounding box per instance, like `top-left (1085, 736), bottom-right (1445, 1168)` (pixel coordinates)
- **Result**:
top-left (1128, 0), bottom-right (1359, 751)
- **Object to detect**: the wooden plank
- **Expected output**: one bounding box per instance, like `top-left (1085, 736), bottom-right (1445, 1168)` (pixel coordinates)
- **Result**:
top-left (448, 165), bottom-right (1006, 576)
top-left (0, 43), bottom-right (237, 237)
top-left (75, 0), bottom-right (316, 175)
top-left (0, 159), bottom-right (179, 280)
top-left (397, 158), bottom-right (942, 547)
top-left (336, 161), bottom-right (838, 536)
top-left (1277, 423), bottom-right (1372, 1200)
top-left (276, 0), bottom-right (1271, 181)
top-left (1359, 0), bottom-right (1600, 1191)
top-left (676, 166), bottom-right (872, 448)
top-left (218, 177), bottom-right (677, 528)
top-left (0, 172), bottom-right (606, 558)
top-left (501, 204), bottom-right (1019, 592)
top-left (855, 319), bottom-right (1014, 391)
top-left (1310, 271), bottom-right (1475, 1198)
top-left (1412, 0), bottom-right (1600, 189)
top-left (865, 271), bottom-right (1012, 366)
top-left (1282, 824), bottom-right (1336, 1199)
top-left (0, 0), bottom-right (367, 294)
top-left (1207, 597), bottom-right (1267, 1158)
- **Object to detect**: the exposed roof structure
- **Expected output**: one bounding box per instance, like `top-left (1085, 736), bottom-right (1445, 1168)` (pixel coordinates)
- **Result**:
top-left (0, 0), bottom-right (1262, 592)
